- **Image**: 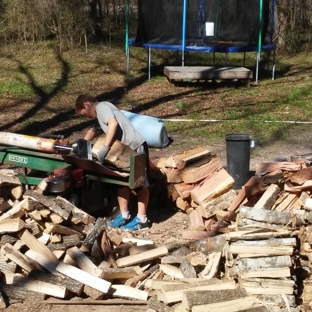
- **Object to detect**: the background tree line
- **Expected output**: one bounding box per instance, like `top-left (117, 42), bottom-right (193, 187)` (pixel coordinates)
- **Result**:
top-left (0, 0), bottom-right (311, 54)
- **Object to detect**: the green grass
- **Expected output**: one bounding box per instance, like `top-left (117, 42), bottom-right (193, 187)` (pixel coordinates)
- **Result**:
top-left (0, 41), bottom-right (311, 148)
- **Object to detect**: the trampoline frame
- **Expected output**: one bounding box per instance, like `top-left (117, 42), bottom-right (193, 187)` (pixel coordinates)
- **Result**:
top-left (125, 0), bottom-right (276, 83)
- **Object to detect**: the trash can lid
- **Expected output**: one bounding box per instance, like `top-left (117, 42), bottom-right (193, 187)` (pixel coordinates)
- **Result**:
top-left (225, 134), bottom-right (252, 141)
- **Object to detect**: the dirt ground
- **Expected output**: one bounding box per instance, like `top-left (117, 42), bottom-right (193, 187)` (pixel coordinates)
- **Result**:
top-left (2, 126), bottom-right (312, 312)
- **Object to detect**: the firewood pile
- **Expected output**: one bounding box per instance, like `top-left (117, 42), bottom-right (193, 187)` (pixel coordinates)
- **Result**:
top-left (0, 147), bottom-right (312, 311)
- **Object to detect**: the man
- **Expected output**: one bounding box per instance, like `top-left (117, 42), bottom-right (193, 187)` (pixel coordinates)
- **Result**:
top-left (75, 94), bottom-right (150, 230)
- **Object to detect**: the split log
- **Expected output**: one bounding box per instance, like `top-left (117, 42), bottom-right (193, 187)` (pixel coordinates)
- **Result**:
top-left (227, 176), bottom-right (260, 212)
top-left (108, 284), bottom-right (148, 300)
top-left (174, 183), bottom-right (196, 199)
top-left (164, 147), bottom-right (211, 170)
top-left (10, 185), bottom-right (23, 200)
top-left (255, 162), bottom-right (302, 174)
top-left (100, 268), bottom-right (137, 280)
top-left (49, 213), bottom-right (64, 224)
top-left (181, 156), bottom-right (223, 184)
top-left (160, 279), bottom-right (236, 304)
top-left (0, 289), bottom-right (6, 309)
top-left (176, 197), bottom-right (191, 211)
top-left (0, 257), bottom-right (17, 274)
top-left (200, 189), bottom-right (237, 217)
top-left (189, 210), bottom-right (205, 231)
top-left (181, 288), bottom-right (248, 311)
top-left (116, 246), bottom-right (168, 268)
top-left (191, 168), bottom-right (234, 204)
top-left (0, 283), bottom-right (45, 301)
top-left (236, 255), bottom-right (292, 271)
top-left (239, 267), bottom-right (291, 279)
top-left (0, 198), bottom-right (28, 222)
top-left (18, 229), bottom-right (58, 265)
top-left (28, 210), bottom-right (42, 221)
top-left (83, 217), bottom-right (107, 247)
top-left (190, 234), bottom-right (228, 254)
top-left (93, 138), bottom-right (137, 169)
top-left (0, 218), bottom-right (24, 233)
top-left (229, 245), bottom-right (293, 256)
top-left (56, 262), bottom-right (111, 294)
top-left (241, 278), bottom-right (295, 295)
top-left (273, 193), bottom-right (299, 212)
top-left (24, 190), bottom-right (70, 220)
top-left (47, 234), bottom-right (82, 251)
top-left (253, 184), bottom-right (281, 209)
top-left (179, 259), bottom-right (197, 278)
top-left (226, 228), bottom-right (292, 241)
top-left (0, 199), bottom-right (13, 213)
top-left (83, 285), bottom-right (104, 300)
top-left (159, 264), bottom-right (184, 279)
top-left (198, 251), bottom-right (221, 279)
top-left (231, 237), bottom-right (296, 247)
top-left (55, 196), bottom-right (95, 225)
top-left (66, 246), bottom-right (102, 277)
top-left (125, 263), bottom-right (159, 287)
top-left (288, 166), bottom-right (312, 185)
top-left (0, 235), bottom-right (18, 247)
top-left (16, 277), bottom-right (67, 298)
top-left (0, 169), bottom-right (21, 185)
top-left (2, 243), bottom-right (38, 272)
top-left (29, 270), bottom-right (84, 296)
top-left (161, 255), bottom-right (186, 265)
top-left (44, 223), bottom-right (84, 237)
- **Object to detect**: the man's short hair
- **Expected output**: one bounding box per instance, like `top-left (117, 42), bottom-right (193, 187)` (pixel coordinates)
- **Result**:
top-left (75, 94), bottom-right (97, 112)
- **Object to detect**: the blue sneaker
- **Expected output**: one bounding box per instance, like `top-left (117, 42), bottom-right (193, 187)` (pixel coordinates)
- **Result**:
top-left (120, 216), bottom-right (149, 230)
top-left (108, 213), bottom-right (131, 228)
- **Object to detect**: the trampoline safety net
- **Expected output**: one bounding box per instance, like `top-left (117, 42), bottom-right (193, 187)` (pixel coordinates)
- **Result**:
top-left (135, 0), bottom-right (270, 46)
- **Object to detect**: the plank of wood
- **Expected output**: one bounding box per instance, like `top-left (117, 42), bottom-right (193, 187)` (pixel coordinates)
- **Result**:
top-left (181, 156), bottom-right (223, 184)
top-left (160, 279), bottom-right (236, 304)
top-left (0, 218), bottom-right (25, 233)
top-left (181, 288), bottom-right (248, 311)
top-left (0, 198), bottom-right (28, 222)
top-left (24, 190), bottom-right (70, 220)
top-left (191, 168), bottom-right (234, 204)
top-left (116, 246), bottom-right (168, 268)
top-left (108, 284), bottom-right (148, 300)
top-left (165, 147), bottom-right (211, 170)
top-left (2, 243), bottom-right (38, 272)
top-left (56, 262), bottom-right (111, 293)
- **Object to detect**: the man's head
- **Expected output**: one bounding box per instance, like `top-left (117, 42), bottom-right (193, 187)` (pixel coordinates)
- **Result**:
top-left (75, 94), bottom-right (98, 118)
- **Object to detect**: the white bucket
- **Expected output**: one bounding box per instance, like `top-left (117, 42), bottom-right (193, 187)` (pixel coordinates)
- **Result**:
top-left (205, 22), bottom-right (214, 37)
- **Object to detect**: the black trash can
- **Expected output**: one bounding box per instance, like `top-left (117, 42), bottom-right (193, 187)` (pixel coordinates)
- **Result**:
top-left (225, 134), bottom-right (252, 189)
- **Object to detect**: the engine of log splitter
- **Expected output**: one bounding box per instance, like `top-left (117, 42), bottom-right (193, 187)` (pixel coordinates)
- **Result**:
top-left (46, 167), bottom-right (85, 204)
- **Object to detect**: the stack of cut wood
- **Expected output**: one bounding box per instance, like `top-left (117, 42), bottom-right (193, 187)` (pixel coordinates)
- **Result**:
top-left (156, 147), bottom-right (235, 238)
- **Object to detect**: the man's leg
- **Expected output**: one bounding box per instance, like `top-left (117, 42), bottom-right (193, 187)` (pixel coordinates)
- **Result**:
top-left (137, 187), bottom-right (149, 216)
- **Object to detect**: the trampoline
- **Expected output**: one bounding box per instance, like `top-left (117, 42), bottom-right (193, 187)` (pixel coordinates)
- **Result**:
top-left (125, 0), bottom-right (276, 82)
